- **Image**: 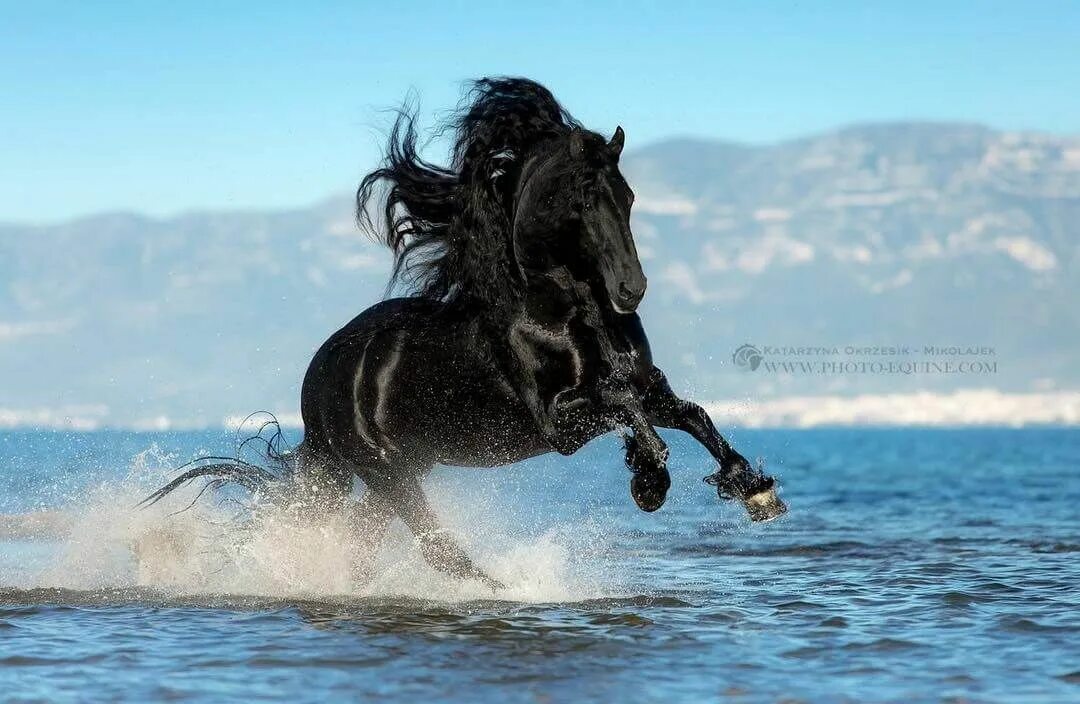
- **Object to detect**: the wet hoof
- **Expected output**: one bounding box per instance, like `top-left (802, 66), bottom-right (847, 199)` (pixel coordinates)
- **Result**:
top-left (631, 469), bottom-right (670, 513)
top-left (743, 487), bottom-right (787, 522)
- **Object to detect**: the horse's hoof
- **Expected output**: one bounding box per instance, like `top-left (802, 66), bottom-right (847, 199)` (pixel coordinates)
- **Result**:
top-left (743, 487), bottom-right (787, 522)
top-left (631, 470), bottom-right (670, 513)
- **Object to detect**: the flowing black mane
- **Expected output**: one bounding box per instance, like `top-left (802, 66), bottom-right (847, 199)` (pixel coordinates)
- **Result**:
top-left (356, 77), bottom-right (583, 310)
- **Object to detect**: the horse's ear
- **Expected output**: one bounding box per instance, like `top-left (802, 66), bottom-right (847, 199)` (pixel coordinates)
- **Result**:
top-left (568, 129), bottom-right (585, 158)
top-left (609, 126), bottom-right (625, 157)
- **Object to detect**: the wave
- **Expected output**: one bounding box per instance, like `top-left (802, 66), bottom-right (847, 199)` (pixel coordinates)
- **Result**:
top-left (0, 586), bottom-right (686, 613)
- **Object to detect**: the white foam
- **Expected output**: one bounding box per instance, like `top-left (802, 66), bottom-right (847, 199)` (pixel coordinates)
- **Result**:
top-left (706, 389), bottom-right (1080, 427)
top-left (4, 448), bottom-right (624, 604)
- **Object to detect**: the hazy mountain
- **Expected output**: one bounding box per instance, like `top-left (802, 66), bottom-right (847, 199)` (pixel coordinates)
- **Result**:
top-left (1, 123), bottom-right (1077, 427)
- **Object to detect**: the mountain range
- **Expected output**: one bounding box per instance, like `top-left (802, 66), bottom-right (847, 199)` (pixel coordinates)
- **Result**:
top-left (1, 122), bottom-right (1077, 428)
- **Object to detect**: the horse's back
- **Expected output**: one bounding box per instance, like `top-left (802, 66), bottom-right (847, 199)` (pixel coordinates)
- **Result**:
top-left (299, 297), bottom-right (545, 471)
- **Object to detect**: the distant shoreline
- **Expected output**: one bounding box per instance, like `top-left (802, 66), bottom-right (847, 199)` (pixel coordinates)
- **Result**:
top-left (704, 389), bottom-right (1080, 428)
top-left (2, 389), bottom-right (1077, 431)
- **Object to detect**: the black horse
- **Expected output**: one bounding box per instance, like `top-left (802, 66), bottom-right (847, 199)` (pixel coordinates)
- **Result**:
top-left (145, 78), bottom-right (785, 588)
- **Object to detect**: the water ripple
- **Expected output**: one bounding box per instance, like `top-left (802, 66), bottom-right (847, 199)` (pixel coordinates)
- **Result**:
top-left (1, 428), bottom-right (1078, 703)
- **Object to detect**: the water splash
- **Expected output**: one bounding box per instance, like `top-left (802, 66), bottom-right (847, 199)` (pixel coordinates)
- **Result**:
top-left (2, 446), bottom-right (625, 604)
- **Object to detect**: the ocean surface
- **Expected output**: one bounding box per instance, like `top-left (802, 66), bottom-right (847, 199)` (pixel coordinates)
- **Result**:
top-left (0, 427), bottom-right (1077, 703)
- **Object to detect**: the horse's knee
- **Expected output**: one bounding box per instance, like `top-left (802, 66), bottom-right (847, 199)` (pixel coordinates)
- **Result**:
top-left (624, 432), bottom-right (670, 512)
top-left (684, 401), bottom-right (711, 428)
top-left (624, 432), bottom-right (668, 471)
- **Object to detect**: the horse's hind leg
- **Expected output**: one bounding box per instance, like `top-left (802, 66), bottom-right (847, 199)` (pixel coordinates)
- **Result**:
top-left (296, 447), bottom-right (358, 508)
top-left (288, 449), bottom-right (397, 585)
top-left (344, 485), bottom-right (395, 585)
top-left (378, 473), bottom-right (503, 591)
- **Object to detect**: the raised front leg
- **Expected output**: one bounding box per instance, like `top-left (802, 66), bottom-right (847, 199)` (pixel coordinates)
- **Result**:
top-left (618, 401), bottom-right (671, 512)
top-left (559, 286), bottom-right (673, 511)
top-left (641, 367), bottom-right (787, 521)
top-left (503, 330), bottom-right (558, 442)
top-left (494, 317), bottom-right (587, 456)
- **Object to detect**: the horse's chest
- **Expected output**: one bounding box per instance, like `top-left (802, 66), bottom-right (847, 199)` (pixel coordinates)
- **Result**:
top-left (513, 317), bottom-right (587, 390)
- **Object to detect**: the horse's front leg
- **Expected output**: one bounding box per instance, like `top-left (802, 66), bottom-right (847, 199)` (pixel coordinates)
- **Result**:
top-left (498, 323), bottom-right (584, 456)
top-left (622, 414), bottom-right (671, 513)
top-left (593, 380), bottom-right (671, 512)
top-left (548, 383), bottom-right (671, 513)
top-left (641, 367), bottom-right (786, 522)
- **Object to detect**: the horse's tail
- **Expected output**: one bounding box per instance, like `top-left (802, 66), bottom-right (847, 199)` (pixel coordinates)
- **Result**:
top-left (138, 412), bottom-right (297, 513)
top-left (136, 457), bottom-right (284, 511)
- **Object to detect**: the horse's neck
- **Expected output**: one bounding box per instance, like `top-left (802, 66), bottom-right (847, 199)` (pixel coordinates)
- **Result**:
top-left (522, 271), bottom-right (626, 355)
top-left (518, 269), bottom-right (589, 318)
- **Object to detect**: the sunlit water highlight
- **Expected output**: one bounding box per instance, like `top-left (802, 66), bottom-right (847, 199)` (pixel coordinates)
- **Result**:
top-left (1, 428), bottom-right (1078, 702)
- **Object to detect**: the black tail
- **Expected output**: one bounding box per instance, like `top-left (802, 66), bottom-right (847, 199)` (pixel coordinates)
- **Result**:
top-left (137, 458), bottom-right (281, 510)
top-left (138, 413), bottom-right (295, 512)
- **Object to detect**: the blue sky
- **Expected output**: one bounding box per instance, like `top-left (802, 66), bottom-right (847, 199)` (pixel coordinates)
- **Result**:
top-left (1, 1), bottom-right (1077, 223)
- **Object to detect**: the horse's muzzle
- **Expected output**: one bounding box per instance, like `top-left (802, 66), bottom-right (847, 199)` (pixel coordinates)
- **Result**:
top-left (616, 278), bottom-right (647, 312)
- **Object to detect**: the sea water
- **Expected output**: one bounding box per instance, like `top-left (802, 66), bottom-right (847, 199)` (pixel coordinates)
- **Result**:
top-left (0, 427), bottom-right (1077, 702)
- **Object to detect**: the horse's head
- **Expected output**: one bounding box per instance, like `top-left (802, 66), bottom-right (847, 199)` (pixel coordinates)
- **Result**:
top-left (511, 126), bottom-right (647, 313)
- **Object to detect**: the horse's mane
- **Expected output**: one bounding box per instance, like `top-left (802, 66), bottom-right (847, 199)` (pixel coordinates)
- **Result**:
top-left (356, 77), bottom-right (582, 312)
